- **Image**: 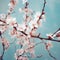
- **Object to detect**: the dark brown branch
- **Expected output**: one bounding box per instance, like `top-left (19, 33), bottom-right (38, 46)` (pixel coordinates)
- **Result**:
top-left (39, 0), bottom-right (46, 18)
top-left (0, 24), bottom-right (9, 26)
top-left (17, 42), bottom-right (43, 60)
top-left (16, 25), bottom-right (60, 42)
top-left (0, 20), bottom-right (6, 23)
top-left (13, 26), bottom-right (28, 36)
top-left (1, 44), bottom-right (5, 60)
top-left (19, 31), bottom-right (28, 36)
top-left (31, 35), bottom-right (60, 42)
top-left (17, 55), bottom-right (43, 60)
top-left (43, 41), bottom-right (57, 60)
top-left (19, 55), bottom-right (43, 58)
top-left (52, 28), bottom-right (60, 36)
top-left (37, 0), bottom-right (46, 23)
top-left (0, 37), bottom-right (5, 60)
top-left (25, 2), bottom-right (29, 8)
top-left (13, 26), bottom-right (60, 42)
top-left (48, 50), bottom-right (57, 60)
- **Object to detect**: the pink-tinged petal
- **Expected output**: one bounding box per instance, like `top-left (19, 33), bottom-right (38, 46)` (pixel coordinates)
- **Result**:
top-left (22, 0), bottom-right (28, 4)
top-left (56, 32), bottom-right (60, 37)
top-left (1, 38), bottom-right (9, 50)
top-left (46, 41), bottom-right (53, 50)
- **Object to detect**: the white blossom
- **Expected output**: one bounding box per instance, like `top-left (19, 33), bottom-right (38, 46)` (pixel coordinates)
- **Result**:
top-left (1, 38), bottom-right (9, 50)
top-left (57, 37), bottom-right (60, 40)
top-left (42, 15), bottom-right (45, 19)
top-left (17, 23), bottom-right (26, 31)
top-left (34, 11), bottom-right (46, 23)
top-left (46, 33), bottom-right (54, 39)
top-left (19, 8), bottom-right (23, 13)
top-left (34, 12), bottom-right (41, 20)
top-left (46, 41), bottom-right (53, 50)
top-left (8, 2), bottom-right (14, 8)
top-left (14, 53), bottom-right (17, 60)
top-left (16, 49), bottom-right (24, 56)
top-left (8, 0), bottom-right (18, 8)
top-left (6, 16), bottom-right (17, 26)
top-left (29, 20), bottom-right (39, 29)
top-left (0, 14), bottom-right (6, 20)
top-left (22, 0), bottom-right (28, 4)
top-left (0, 22), bottom-right (3, 25)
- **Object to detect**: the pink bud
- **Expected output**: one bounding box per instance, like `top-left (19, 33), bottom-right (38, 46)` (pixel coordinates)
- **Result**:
top-left (42, 11), bottom-right (45, 15)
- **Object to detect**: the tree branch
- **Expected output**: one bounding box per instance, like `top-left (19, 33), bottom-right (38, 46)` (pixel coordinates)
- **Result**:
top-left (37, 0), bottom-right (46, 23)
top-left (0, 37), bottom-right (5, 60)
top-left (31, 35), bottom-right (60, 42)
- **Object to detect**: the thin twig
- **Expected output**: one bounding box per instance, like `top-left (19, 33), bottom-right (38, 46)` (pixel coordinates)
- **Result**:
top-left (31, 35), bottom-right (60, 42)
top-left (37, 0), bottom-right (46, 22)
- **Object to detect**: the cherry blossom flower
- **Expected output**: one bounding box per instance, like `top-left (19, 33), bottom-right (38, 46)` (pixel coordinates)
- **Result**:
top-left (22, 0), bottom-right (28, 4)
top-left (16, 38), bottom-right (25, 46)
top-left (0, 25), bottom-right (8, 34)
top-left (42, 14), bottom-right (46, 21)
top-left (8, 0), bottom-right (18, 8)
top-left (1, 38), bottom-right (9, 50)
top-left (46, 33), bottom-right (54, 39)
top-left (56, 31), bottom-right (60, 37)
top-left (16, 49), bottom-right (24, 55)
top-left (46, 41), bottom-right (53, 50)
top-left (15, 32), bottom-right (23, 39)
top-left (25, 42), bottom-right (35, 57)
top-left (29, 20), bottom-right (37, 29)
top-left (0, 14), bottom-right (6, 20)
top-left (10, 28), bottom-right (17, 37)
top-left (34, 12), bottom-right (41, 20)
top-left (24, 8), bottom-right (32, 14)
top-left (19, 7), bottom-right (33, 15)
top-left (15, 55), bottom-right (28, 60)
top-left (29, 12), bottom-right (44, 30)
top-left (0, 21), bottom-right (4, 25)
top-left (17, 23), bottom-right (26, 31)
top-left (6, 16), bottom-right (17, 27)
top-left (23, 15), bottom-right (32, 23)
top-left (46, 31), bottom-right (60, 40)
top-left (55, 31), bottom-right (60, 40)
top-left (8, 0), bottom-right (18, 13)
top-left (14, 53), bottom-right (17, 60)
top-left (14, 48), bottom-right (29, 60)
top-left (33, 12), bottom-right (45, 27)
top-left (57, 37), bottom-right (60, 40)
top-left (16, 35), bottom-right (30, 47)
top-left (23, 39), bottom-right (30, 47)
top-left (19, 8), bottom-right (23, 13)
top-left (16, 40), bottom-right (21, 45)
